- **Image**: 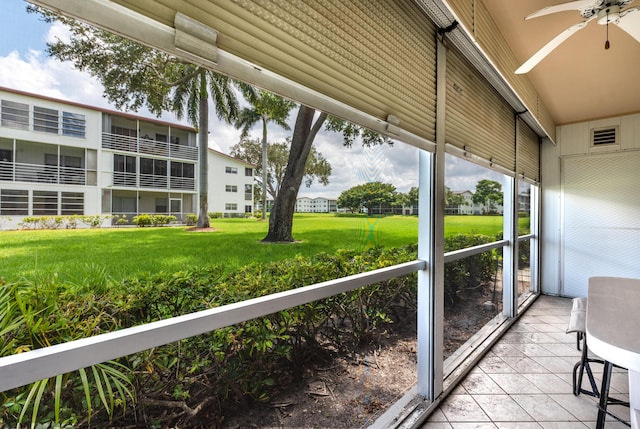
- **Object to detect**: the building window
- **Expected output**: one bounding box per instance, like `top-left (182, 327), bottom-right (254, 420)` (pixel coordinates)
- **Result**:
top-left (33, 106), bottom-right (59, 134)
top-left (245, 205), bottom-right (252, 213)
top-left (155, 198), bottom-right (168, 213)
top-left (113, 154), bottom-right (137, 187)
top-left (33, 190), bottom-right (58, 215)
top-left (245, 184), bottom-right (252, 200)
top-left (225, 203), bottom-right (237, 211)
top-left (62, 112), bottom-right (86, 138)
top-left (141, 158), bottom-right (167, 176)
top-left (225, 185), bottom-right (238, 192)
top-left (225, 166), bottom-right (238, 174)
top-left (0, 189), bottom-right (28, 215)
top-left (111, 125), bottom-right (137, 137)
top-left (1, 100), bottom-right (29, 130)
top-left (245, 167), bottom-right (253, 176)
top-left (114, 155), bottom-right (136, 173)
top-left (61, 192), bottom-right (84, 215)
top-left (170, 161), bottom-right (195, 178)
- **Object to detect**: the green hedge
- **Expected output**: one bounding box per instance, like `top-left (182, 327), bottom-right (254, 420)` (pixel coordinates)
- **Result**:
top-left (1, 235), bottom-right (499, 427)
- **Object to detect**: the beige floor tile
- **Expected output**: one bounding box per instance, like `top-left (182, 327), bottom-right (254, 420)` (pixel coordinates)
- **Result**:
top-left (472, 394), bottom-right (534, 422)
top-left (423, 422), bottom-right (453, 429)
top-left (487, 373), bottom-right (543, 394)
top-left (450, 423), bottom-right (498, 429)
top-left (462, 373), bottom-right (506, 395)
top-left (440, 395), bottom-right (490, 422)
top-left (478, 355), bottom-right (517, 374)
top-left (538, 422), bottom-right (590, 429)
top-left (501, 357), bottom-right (550, 374)
top-left (494, 423), bottom-right (543, 429)
top-left (530, 356), bottom-right (576, 374)
top-left (510, 394), bottom-right (577, 421)
top-left (548, 393), bottom-right (599, 421)
top-left (522, 373), bottom-right (572, 394)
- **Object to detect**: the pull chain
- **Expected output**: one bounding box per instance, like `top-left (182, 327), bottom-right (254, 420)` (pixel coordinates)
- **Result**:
top-left (605, 9), bottom-right (611, 49)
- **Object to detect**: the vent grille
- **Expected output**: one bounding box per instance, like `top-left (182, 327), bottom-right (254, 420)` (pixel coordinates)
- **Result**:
top-left (592, 127), bottom-right (617, 146)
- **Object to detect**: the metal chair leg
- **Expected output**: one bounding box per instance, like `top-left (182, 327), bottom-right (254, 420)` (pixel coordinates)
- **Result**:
top-left (596, 361), bottom-right (612, 429)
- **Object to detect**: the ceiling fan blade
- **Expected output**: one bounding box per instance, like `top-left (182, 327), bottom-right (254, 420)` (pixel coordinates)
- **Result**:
top-left (526, 0), bottom-right (600, 20)
top-left (515, 21), bottom-right (590, 74)
top-left (615, 7), bottom-right (640, 42)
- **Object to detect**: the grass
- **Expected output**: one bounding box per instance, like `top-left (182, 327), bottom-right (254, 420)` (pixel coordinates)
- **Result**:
top-left (0, 214), bottom-right (526, 283)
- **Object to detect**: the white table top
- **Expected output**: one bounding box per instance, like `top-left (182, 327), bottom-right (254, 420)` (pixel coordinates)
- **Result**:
top-left (586, 276), bottom-right (640, 373)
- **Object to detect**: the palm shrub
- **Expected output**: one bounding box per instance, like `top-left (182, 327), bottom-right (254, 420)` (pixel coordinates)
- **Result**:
top-left (0, 279), bottom-right (135, 427)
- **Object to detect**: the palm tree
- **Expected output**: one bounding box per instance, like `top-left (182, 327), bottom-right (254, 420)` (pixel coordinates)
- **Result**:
top-left (234, 90), bottom-right (295, 220)
top-left (171, 65), bottom-right (244, 228)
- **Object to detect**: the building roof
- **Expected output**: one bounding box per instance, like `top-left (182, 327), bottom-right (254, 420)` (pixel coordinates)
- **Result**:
top-left (208, 147), bottom-right (256, 168)
top-left (0, 85), bottom-right (196, 132)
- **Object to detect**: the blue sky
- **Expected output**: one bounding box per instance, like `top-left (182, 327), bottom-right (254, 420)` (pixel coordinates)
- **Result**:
top-left (1, 1), bottom-right (50, 56)
top-left (0, 1), bottom-right (499, 197)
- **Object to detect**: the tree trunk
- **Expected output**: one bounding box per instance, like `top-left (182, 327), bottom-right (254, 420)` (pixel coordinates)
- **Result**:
top-left (261, 116), bottom-right (268, 220)
top-left (263, 106), bottom-right (327, 242)
top-left (197, 94), bottom-right (210, 228)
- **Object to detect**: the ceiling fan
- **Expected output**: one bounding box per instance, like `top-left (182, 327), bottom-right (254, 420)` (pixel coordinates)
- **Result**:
top-left (515, 0), bottom-right (640, 74)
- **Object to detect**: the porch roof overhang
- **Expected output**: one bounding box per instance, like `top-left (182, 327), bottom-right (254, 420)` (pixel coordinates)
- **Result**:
top-left (27, 1), bottom-right (640, 150)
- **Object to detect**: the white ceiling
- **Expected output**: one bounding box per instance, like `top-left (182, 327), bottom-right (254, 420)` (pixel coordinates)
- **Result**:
top-left (481, 0), bottom-right (640, 125)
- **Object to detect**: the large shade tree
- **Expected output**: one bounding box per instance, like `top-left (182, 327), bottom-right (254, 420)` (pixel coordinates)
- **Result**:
top-left (34, 7), bottom-right (249, 228)
top-left (472, 179), bottom-right (503, 214)
top-left (234, 90), bottom-right (295, 220)
top-left (230, 137), bottom-right (331, 203)
top-left (337, 182), bottom-right (398, 214)
top-left (264, 110), bottom-right (391, 242)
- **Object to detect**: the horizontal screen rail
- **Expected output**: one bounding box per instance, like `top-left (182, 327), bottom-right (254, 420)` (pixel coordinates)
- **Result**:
top-left (443, 239), bottom-right (509, 263)
top-left (0, 259), bottom-right (426, 392)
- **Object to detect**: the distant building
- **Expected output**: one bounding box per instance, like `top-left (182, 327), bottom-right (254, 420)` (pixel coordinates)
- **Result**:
top-left (295, 196), bottom-right (337, 213)
top-left (445, 190), bottom-right (505, 215)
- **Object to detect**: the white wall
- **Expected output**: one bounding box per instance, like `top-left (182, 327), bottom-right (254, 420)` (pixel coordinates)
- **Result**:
top-left (207, 150), bottom-right (254, 215)
top-left (541, 113), bottom-right (640, 297)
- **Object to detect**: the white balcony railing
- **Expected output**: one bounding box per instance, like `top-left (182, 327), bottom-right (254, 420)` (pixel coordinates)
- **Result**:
top-left (102, 133), bottom-right (197, 161)
top-left (0, 161), bottom-right (88, 185)
top-left (112, 172), bottom-right (195, 191)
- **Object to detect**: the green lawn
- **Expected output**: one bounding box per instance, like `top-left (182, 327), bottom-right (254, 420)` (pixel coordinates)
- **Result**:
top-left (0, 214), bottom-right (525, 283)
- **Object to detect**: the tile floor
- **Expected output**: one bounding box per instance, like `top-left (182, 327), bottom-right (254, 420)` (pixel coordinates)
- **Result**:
top-left (422, 295), bottom-right (631, 429)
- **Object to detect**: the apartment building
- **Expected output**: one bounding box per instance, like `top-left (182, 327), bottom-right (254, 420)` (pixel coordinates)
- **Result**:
top-left (295, 196), bottom-right (337, 213)
top-left (0, 87), bottom-right (253, 229)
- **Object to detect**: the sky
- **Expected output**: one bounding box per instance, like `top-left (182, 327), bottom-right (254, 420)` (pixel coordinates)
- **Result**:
top-left (0, 0), bottom-right (497, 198)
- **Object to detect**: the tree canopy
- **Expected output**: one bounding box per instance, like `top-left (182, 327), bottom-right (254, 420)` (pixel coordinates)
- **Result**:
top-left (472, 180), bottom-right (503, 214)
top-left (337, 182), bottom-right (398, 213)
top-left (234, 90), bottom-right (295, 219)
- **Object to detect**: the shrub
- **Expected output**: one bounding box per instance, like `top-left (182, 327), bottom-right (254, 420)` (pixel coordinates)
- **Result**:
top-left (443, 233), bottom-right (498, 305)
top-left (185, 213), bottom-right (198, 226)
top-left (132, 214), bottom-right (176, 227)
top-left (208, 212), bottom-right (222, 219)
top-left (0, 237), bottom-right (497, 427)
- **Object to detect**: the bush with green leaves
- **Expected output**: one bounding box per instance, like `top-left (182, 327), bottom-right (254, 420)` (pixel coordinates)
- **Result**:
top-left (18, 215), bottom-right (111, 230)
top-left (131, 214), bottom-right (177, 227)
top-left (184, 213), bottom-right (198, 226)
top-left (443, 233), bottom-right (499, 305)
